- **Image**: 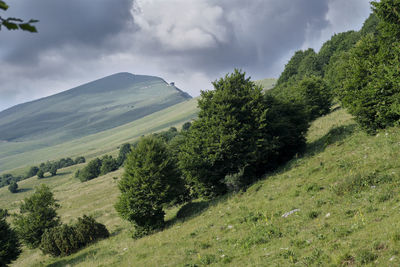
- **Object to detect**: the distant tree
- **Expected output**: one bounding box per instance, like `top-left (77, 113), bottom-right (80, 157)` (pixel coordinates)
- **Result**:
top-left (77, 158), bottom-right (102, 182)
top-left (117, 144), bottom-right (131, 166)
top-left (27, 166), bottom-right (39, 178)
top-left (100, 155), bottom-right (118, 175)
top-left (0, 1), bottom-right (38, 32)
top-left (14, 185), bottom-right (60, 248)
top-left (8, 180), bottom-right (18, 193)
top-left (49, 165), bottom-right (57, 176)
top-left (0, 209), bottom-right (21, 266)
top-left (36, 169), bottom-right (44, 179)
top-left (182, 122), bottom-right (192, 131)
top-left (115, 136), bottom-right (185, 237)
top-left (74, 156), bottom-right (86, 164)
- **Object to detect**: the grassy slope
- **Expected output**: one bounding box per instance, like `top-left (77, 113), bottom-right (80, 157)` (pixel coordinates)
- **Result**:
top-left (255, 78), bottom-right (276, 91)
top-left (0, 98), bottom-right (198, 172)
top-left (0, 72), bottom-right (191, 172)
top-left (3, 106), bottom-right (400, 266)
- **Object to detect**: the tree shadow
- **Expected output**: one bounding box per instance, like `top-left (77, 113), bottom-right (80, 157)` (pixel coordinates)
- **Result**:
top-left (46, 248), bottom-right (100, 267)
top-left (306, 123), bottom-right (357, 157)
top-left (265, 123), bottom-right (358, 177)
top-left (17, 188), bottom-right (32, 193)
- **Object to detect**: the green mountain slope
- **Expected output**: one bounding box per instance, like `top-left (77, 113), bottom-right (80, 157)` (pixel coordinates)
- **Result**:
top-left (0, 72), bottom-right (191, 144)
top-left (4, 106), bottom-right (400, 266)
top-left (0, 98), bottom-right (198, 172)
top-left (0, 72), bottom-right (193, 172)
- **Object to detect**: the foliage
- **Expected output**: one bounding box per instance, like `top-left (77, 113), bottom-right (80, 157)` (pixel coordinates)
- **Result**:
top-left (40, 215), bottom-right (109, 257)
top-left (100, 155), bottom-right (118, 175)
top-left (153, 127), bottom-right (180, 143)
top-left (0, 209), bottom-right (21, 266)
top-left (74, 156), bottom-right (86, 164)
top-left (179, 70), bottom-right (308, 198)
top-left (276, 48), bottom-right (321, 86)
top-left (115, 136), bottom-right (185, 235)
top-left (77, 158), bottom-right (102, 182)
top-left (27, 166), bottom-right (39, 178)
top-left (182, 121), bottom-right (192, 131)
top-left (49, 165), bottom-right (57, 176)
top-left (36, 169), bottom-right (44, 179)
top-left (296, 76), bottom-right (333, 120)
top-left (117, 143), bottom-right (131, 166)
top-left (14, 184), bottom-right (60, 248)
top-left (0, 1), bottom-right (38, 32)
top-left (8, 180), bottom-right (18, 193)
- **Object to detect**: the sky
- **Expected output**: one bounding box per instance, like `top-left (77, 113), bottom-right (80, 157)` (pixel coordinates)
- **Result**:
top-left (0, 0), bottom-right (372, 111)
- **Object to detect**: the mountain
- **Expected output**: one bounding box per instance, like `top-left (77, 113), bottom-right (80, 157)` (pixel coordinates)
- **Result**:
top-left (0, 72), bottom-right (191, 144)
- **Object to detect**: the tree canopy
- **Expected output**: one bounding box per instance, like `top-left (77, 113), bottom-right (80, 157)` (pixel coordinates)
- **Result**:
top-left (0, 1), bottom-right (38, 32)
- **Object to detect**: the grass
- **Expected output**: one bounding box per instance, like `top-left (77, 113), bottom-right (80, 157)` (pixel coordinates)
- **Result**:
top-left (254, 78), bottom-right (276, 91)
top-left (3, 105), bottom-right (400, 266)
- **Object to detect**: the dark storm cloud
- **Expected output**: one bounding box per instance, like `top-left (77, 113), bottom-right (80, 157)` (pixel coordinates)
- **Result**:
top-left (1, 0), bottom-right (134, 64)
top-left (0, 0), bottom-right (372, 111)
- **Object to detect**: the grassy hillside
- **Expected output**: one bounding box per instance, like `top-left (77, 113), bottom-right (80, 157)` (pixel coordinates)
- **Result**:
top-left (255, 78), bottom-right (276, 91)
top-left (3, 106), bottom-right (400, 266)
top-left (0, 73), bottom-right (191, 171)
top-left (0, 98), bottom-right (198, 172)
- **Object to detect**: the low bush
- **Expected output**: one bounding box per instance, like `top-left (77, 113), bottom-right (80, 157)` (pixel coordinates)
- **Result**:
top-left (40, 215), bottom-right (109, 257)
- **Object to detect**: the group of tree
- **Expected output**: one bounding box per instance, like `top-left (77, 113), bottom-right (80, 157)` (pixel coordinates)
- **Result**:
top-left (25, 156), bottom-right (86, 179)
top-left (115, 70), bottom-right (310, 237)
top-left (75, 155), bottom-right (119, 182)
top-left (0, 173), bottom-right (22, 190)
top-left (1, 185), bottom-right (109, 263)
top-left (272, 0), bottom-right (399, 134)
top-left (116, 0), bottom-right (400, 236)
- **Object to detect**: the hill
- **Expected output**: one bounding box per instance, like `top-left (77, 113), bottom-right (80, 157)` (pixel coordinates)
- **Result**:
top-left (255, 78), bottom-right (276, 91)
top-left (3, 106), bottom-right (400, 266)
top-left (0, 72), bottom-right (192, 172)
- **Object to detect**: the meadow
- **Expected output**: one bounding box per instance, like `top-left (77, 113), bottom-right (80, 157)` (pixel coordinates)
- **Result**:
top-left (3, 105), bottom-right (400, 266)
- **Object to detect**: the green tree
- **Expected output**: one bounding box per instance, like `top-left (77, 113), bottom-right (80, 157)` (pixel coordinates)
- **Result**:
top-left (179, 70), bottom-right (309, 197)
top-left (334, 0), bottom-right (400, 132)
top-left (100, 155), bottom-right (118, 175)
top-left (0, 209), bottom-right (21, 266)
top-left (115, 136), bottom-right (184, 236)
top-left (27, 166), bottom-right (39, 178)
top-left (117, 144), bottom-right (131, 166)
top-left (182, 121), bottom-right (192, 131)
top-left (36, 169), bottom-right (44, 179)
top-left (77, 158), bottom-right (102, 182)
top-left (14, 185), bottom-right (60, 248)
top-left (0, 1), bottom-right (38, 32)
top-left (74, 156), bottom-right (86, 164)
top-left (49, 165), bottom-right (57, 176)
top-left (296, 76), bottom-right (333, 120)
top-left (8, 180), bottom-right (18, 193)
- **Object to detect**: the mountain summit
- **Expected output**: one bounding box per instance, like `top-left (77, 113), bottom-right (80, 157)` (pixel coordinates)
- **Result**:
top-left (0, 72), bottom-right (191, 144)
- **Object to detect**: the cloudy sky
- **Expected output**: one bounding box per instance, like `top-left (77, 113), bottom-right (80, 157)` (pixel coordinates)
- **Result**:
top-left (0, 0), bottom-right (372, 111)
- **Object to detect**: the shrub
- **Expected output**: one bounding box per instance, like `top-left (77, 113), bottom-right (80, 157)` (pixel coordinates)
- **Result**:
top-left (0, 209), bottom-right (21, 266)
top-left (49, 165), bottom-right (57, 176)
top-left (77, 158), bottom-right (102, 182)
top-left (40, 215), bottom-right (109, 257)
top-left (26, 166), bottom-right (39, 178)
top-left (115, 136), bottom-right (185, 236)
top-left (14, 185), bottom-right (60, 248)
top-left (37, 169), bottom-right (44, 178)
top-left (74, 156), bottom-right (86, 164)
top-left (8, 180), bottom-right (18, 193)
top-left (100, 155), bottom-right (118, 175)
